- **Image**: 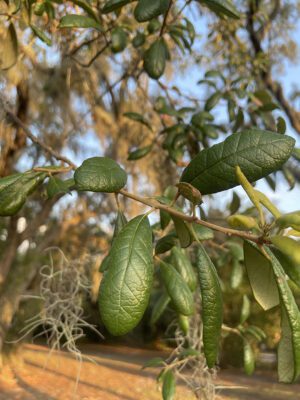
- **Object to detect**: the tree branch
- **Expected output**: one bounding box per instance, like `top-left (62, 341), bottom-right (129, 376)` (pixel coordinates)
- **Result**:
top-left (119, 189), bottom-right (267, 244)
top-left (4, 108), bottom-right (76, 170)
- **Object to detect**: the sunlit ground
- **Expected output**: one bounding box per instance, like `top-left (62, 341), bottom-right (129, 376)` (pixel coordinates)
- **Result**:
top-left (0, 344), bottom-right (299, 400)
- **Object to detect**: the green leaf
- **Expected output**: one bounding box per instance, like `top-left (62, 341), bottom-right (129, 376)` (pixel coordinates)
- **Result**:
top-left (155, 233), bottom-right (177, 254)
top-left (277, 117), bottom-right (286, 134)
top-left (159, 260), bottom-right (194, 316)
top-left (191, 224), bottom-right (214, 241)
top-left (179, 347), bottom-right (200, 358)
top-left (196, 244), bottom-right (223, 368)
top-left (74, 157), bottom-right (127, 193)
top-left (142, 357), bottom-right (165, 369)
top-left (264, 247), bottom-right (300, 383)
top-left (112, 210), bottom-right (127, 240)
top-left (243, 341), bottom-right (255, 375)
top-left (170, 247), bottom-right (197, 291)
top-left (30, 25), bottom-right (52, 46)
top-left (132, 32), bottom-right (146, 48)
top-left (162, 370), bottom-right (176, 400)
top-left (150, 291), bottom-right (170, 325)
top-left (0, 171), bottom-right (47, 216)
top-left (143, 38), bottom-right (168, 80)
top-left (227, 215), bottom-right (258, 230)
top-left (46, 177), bottom-right (74, 199)
top-left (243, 241), bottom-right (279, 311)
top-left (229, 191), bottom-right (241, 215)
top-left (124, 112), bottom-right (152, 131)
top-left (240, 295), bottom-right (250, 324)
top-left (0, 23), bottom-right (18, 70)
top-left (204, 92), bottom-right (222, 112)
top-left (270, 236), bottom-right (300, 265)
top-left (98, 215), bottom-right (154, 335)
top-left (199, 0), bottom-right (240, 19)
top-left (271, 247), bottom-right (300, 288)
top-left (70, 0), bottom-right (99, 20)
top-left (181, 129), bottom-right (295, 195)
top-left (102, 0), bottom-right (130, 14)
top-left (171, 216), bottom-right (193, 248)
top-left (59, 14), bottom-right (102, 30)
top-left (230, 259), bottom-right (243, 289)
top-left (134, 0), bottom-right (170, 22)
top-left (178, 314), bottom-right (189, 335)
top-left (111, 27), bottom-right (127, 53)
top-left (275, 211), bottom-right (300, 231)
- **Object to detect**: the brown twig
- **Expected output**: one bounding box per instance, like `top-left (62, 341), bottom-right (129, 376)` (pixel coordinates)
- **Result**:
top-left (5, 110), bottom-right (77, 170)
top-left (119, 189), bottom-right (267, 244)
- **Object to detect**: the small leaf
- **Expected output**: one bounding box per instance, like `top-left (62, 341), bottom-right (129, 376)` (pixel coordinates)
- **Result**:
top-left (271, 247), bottom-right (300, 288)
top-left (229, 191), bottom-right (241, 214)
top-left (243, 241), bottom-right (279, 311)
top-left (150, 292), bottom-right (170, 325)
top-left (243, 341), bottom-right (255, 375)
top-left (159, 260), bottom-right (194, 316)
top-left (178, 314), bottom-right (189, 335)
top-left (98, 215), bottom-right (154, 335)
top-left (162, 370), bottom-right (176, 400)
top-left (275, 211), bottom-right (300, 231)
top-left (264, 247), bottom-right (300, 383)
top-left (200, 0), bottom-right (241, 19)
top-left (191, 224), bottom-right (214, 241)
top-left (181, 130), bottom-right (295, 195)
top-left (240, 295), bottom-right (251, 324)
top-left (171, 216), bottom-right (193, 248)
top-left (134, 0), bottom-right (171, 22)
top-left (124, 112), bottom-right (152, 130)
top-left (179, 348), bottom-right (200, 358)
top-left (271, 236), bottom-right (300, 265)
top-left (46, 177), bottom-right (74, 198)
top-left (102, 0), bottom-right (130, 14)
top-left (171, 247), bottom-right (197, 291)
top-left (155, 234), bottom-right (177, 255)
top-left (204, 92), bottom-right (222, 111)
top-left (0, 23), bottom-right (18, 70)
top-left (59, 14), bottom-right (102, 30)
top-left (132, 31), bottom-right (146, 48)
top-left (74, 157), bottom-right (127, 193)
top-left (111, 27), bottom-right (127, 53)
top-left (196, 244), bottom-right (223, 368)
top-left (277, 117), bottom-right (287, 134)
top-left (0, 171), bottom-right (47, 216)
top-left (227, 215), bottom-right (258, 230)
top-left (142, 357), bottom-right (165, 369)
top-left (70, 0), bottom-right (99, 20)
top-left (230, 259), bottom-right (243, 289)
top-left (143, 38), bottom-right (168, 80)
top-left (30, 25), bottom-right (52, 46)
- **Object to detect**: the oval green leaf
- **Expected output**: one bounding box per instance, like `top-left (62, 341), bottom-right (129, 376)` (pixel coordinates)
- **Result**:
top-left (98, 214), bottom-right (154, 335)
top-left (74, 157), bottom-right (127, 193)
top-left (134, 0), bottom-right (170, 22)
top-left (59, 14), bottom-right (102, 30)
top-left (159, 260), bottom-right (194, 316)
top-left (196, 243), bottom-right (223, 368)
top-left (170, 247), bottom-right (197, 291)
top-left (0, 171), bottom-right (47, 216)
top-left (180, 130), bottom-right (295, 195)
top-left (243, 241), bottom-right (279, 311)
top-left (143, 38), bottom-right (168, 80)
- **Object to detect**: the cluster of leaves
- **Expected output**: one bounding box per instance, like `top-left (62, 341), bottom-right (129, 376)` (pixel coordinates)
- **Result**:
top-left (1, 127), bottom-right (299, 392)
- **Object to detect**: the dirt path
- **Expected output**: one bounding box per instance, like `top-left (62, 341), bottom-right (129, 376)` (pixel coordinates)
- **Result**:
top-left (0, 344), bottom-right (299, 400)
